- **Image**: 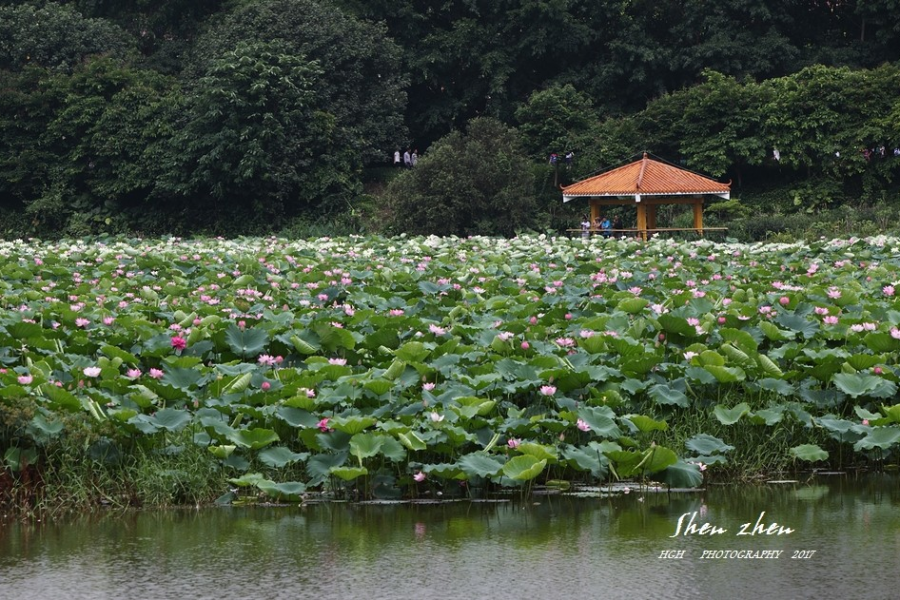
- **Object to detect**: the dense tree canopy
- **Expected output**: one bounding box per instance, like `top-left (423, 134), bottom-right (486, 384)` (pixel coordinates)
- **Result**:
top-left (383, 118), bottom-right (536, 237)
top-left (2, 0), bottom-right (900, 237)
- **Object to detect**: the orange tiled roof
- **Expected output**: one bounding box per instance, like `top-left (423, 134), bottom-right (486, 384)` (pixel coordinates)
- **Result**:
top-left (562, 154), bottom-right (730, 200)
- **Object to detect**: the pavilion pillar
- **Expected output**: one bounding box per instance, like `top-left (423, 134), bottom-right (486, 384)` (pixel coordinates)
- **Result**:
top-left (636, 203), bottom-right (648, 241)
top-left (590, 198), bottom-right (600, 226)
top-left (646, 204), bottom-right (658, 232)
top-left (692, 198), bottom-right (704, 236)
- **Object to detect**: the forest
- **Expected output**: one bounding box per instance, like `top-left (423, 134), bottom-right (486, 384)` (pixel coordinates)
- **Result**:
top-left (2, 0), bottom-right (900, 239)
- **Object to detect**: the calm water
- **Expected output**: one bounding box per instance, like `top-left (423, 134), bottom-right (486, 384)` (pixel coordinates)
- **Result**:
top-left (1, 476), bottom-right (898, 600)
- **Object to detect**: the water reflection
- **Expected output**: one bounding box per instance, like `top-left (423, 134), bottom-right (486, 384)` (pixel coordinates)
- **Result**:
top-left (1, 475), bottom-right (898, 600)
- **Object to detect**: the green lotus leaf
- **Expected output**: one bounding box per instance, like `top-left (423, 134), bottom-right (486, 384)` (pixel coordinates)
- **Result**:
top-left (626, 414), bottom-right (668, 433)
top-left (515, 442), bottom-right (558, 463)
top-left (224, 324), bottom-right (269, 358)
top-left (349, 432), bottom-right (385, 463)
top-left (421, 463), bottom-right (466, 480)
top-left (864, 332), bottom-right (900, 353)
top-left (846, 354), bottom-right (883, 371)
top-left (704, 365), bottom-right (746, 383)
top-left (643, 445), bottom-right (678, 473)
top-left (774, 314), bottom-right (819, 339)
top-left (576, 406), bottom-right (622, 438)
top-left (228, 472), bottom-right (266, 487)
top-left (719, 328), bottom-right (758, 353)
top-left (502, 455), bottom-right (546, 481)
top-left (652, 459), bottom-right (703, 488)
top-left (647, 383), bottom-right (689, 408)
top-left (306, 452), bottom-right (347, 485)
top-left (363, 378), bottom-right (394, 396)
top-left (209, 445), bottom-right (236, 459)
top-left (756, 378), bottom-right (795, 396)
top-left (150, 408), bottom-right (193, 432)
top-left (458, 452), bottom-right (504, 479)
top-left (816, 416), bottom-right (855, 434)
top-left (854, 427), bottom-right (900, 451)
top-left (603, 450), bottom-right (644, 478)
top-left (258, 446), bottom-right (309, 468)
top-left (255, 480), bottom-right (308, 500)
top-left (330, 466), bottom-right (369, 481)
top-left (790, 444), bottom-right (829, 462)
top-left (396, 431), bottom-right (427, 451)
top-left (685, 433), bottom-right (734, 455)
top-left (748, 408), bottom-right (785, 426)
top-left (560, 445), bottom-right (607, 477)
top-left (832, 373), bottom-right (896, 398)
top-left (713, 402), bottom-right (750, 425)
top-left (394, 340), bottom-right (430, 363)
top-left (39, 383), bottom-right (81, 411)
top-left (657, 314), bottom-right (699, 338)
top-left (329, 416), bottom-right (376, 435)
top-left (228, 428), bottom-right (280, 450)
top-left (757, 354), bottom-right (783, 377)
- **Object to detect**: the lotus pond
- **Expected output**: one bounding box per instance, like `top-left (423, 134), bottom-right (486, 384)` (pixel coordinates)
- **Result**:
top-left (2, 234), bottom-right (900, 509)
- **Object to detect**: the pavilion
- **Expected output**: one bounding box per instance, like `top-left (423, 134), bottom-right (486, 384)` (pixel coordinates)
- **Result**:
top-left (561, 153), bottom-right (731, 239)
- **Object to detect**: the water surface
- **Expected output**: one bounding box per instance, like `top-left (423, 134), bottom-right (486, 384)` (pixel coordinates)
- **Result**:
top-left (1, 475), bottom-right (898, 600)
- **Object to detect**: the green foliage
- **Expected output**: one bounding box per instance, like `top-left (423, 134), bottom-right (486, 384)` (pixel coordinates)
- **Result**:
top-left (514, 84), bottom-right (597, 159)
top-left (187, 0), bottom-right (407, 166)
top-left (158, 40), bottom-right (339, 227)
top-left (382, 117), bottom-right (537, 237)
top-left (0, 2), bottom-right (136, 72)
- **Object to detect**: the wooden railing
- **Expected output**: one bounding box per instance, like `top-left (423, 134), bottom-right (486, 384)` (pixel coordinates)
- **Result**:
top-left (568, 227), bottom-right (728, 238)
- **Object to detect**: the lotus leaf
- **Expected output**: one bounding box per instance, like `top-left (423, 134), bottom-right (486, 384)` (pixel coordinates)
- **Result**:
top-left (789, 444), bottom-right (829, 462)
top-left (502, 455), bottom-right (547, 481)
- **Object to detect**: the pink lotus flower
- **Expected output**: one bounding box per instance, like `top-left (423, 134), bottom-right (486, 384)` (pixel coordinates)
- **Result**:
top-left (892, 327), bottom-right (900, 340)
top-left (413, 471), bottom-right (426, 482)
top-left (576, 419), bottom-right (591, 432)
top-left (261, 381), bottom-right (271, 391)
top-left (171, 336), bottom-right (187, 350)
top-left (148, 368), bottom-right (164, 379)
top-left (429, 324), bottom-right (447, 336)
top-left (520, 341), bottom-right (530, 350)
top-left (507, 438), bottom-right (521, 449)
top-left (779, 296), bottom-right (790, 305)
top-left (317, 418), bottom-right (331, 432)
top-left (555, 337), bottom-right (575, 347)
top-left (540, 385), bottom-right (557, 396)
top-left (862, 419), bottom-right (870, 426)
top-left (328, 357), bottom-right (347, 366)
top-left (823, 316), bottom-right (839, 325)
top-left (258, 354), bottom-right (277, 366)
top-left (883, 285), bottom-right (895, 297)
top-left (75, 317), bottom-right (90, 328)
top-left (126, 368), bottom-right (142, 379)
top-left (423, 382), bottom-right (436, 391)
top-left (83, 366), bottom-right (101, 378)
top-left (17, 374), bottom-right (33, 385)
top-left (429, 411), bottom-right (444, 422)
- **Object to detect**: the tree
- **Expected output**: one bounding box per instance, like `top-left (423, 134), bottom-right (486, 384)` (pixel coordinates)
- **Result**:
top-left (514, 84), bottom-right (597, 160)
top-left (186, 0), bottom-right (408, 167)
top-left (383, 117), bottom-right (537, 237)
top-left (157, 40), bottom-right (340, 230)
top-left (0, 58), bottom-right (179, 233)
top-left (0, 2), bottom-right (135, 72)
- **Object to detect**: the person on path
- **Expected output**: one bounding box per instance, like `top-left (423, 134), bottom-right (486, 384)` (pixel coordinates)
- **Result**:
top-left (580, 215), bottom-right (591, 239)
top-left (393, 149), bottom-right (401, 167)
top-left (411, 150), bottom-right (418, 167)
top-left (404, 149), bottom-right (412, 168)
